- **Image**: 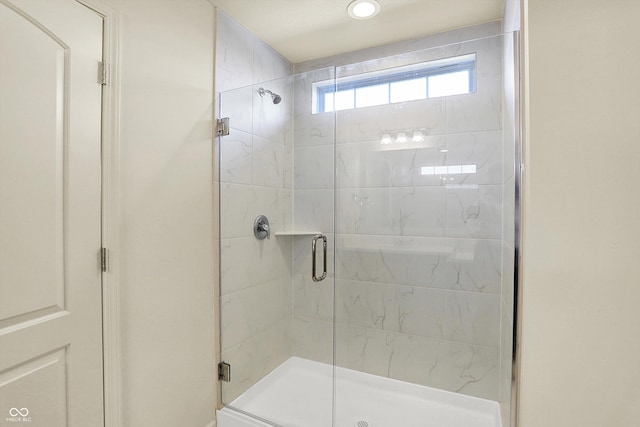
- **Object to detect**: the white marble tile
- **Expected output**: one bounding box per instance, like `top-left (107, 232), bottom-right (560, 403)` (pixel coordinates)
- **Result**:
top-left (334, 323), bottom-right (397, 379)
top-left (335, 131), bottom-right (503, 189)
top-left (294, 145), bottom-right (334, 190)
top-left (444, 131), bottom-right (503, 185)
top-left (220, 85), bottom-right (253, 134)
top-left (220, 236), bottom-right (291, 296)
top-left (398, 286), bottom-right (447, 339)
top-left (335, 235), bottom-right (501, 294)
top-left (292, 316), bottom-right (333, 365)
top-left (220, 129), bottom-right (252, 184)
top-left (293, 114), bottom-right (335, 148)
top-left (428, 339), bottom-right (499, 400)
top-left (253, 37), bottom-right (292, 84)
top-left (293, 274), bottom-right (334, 322)
top-left (215, 11), bottom-right (254, 92)
top-left (220, 318), bottom-right (292, 403)
top-left (441, 239), bottom-right (502, 294)
top-left (221, 278), bottom-right (290, 352)
top-left (334, 324), bottom-right (499, 400)
top-left (336, 187), bottom-right (446, 237)
top-left (279, 188), bottom-right (294, 232)
top-left (336, 137), bottom-right (441, 189)
top-left (335, 97), bottom-right (447, 144)
top-left (336, 279), bottom-right (500, 346)
top-left (293, 189), bottom-right (334, 232)
top-left (446, 91), bottom-right (502, 134)
top-left (336, 234), bottom-right (438, 285)
top-left (252, 136), bottom-right (284, 188)
top-left (336, 280), bottom-right (446, 339)
top-left (252, 186), bottom-right (291, 233)
top-left (283, 142), bottom-right (294, 190)
top-left (444, 291), bottom-right (501, 347)
top-left (220, 184), bottom-right (292, 237)
top-left (446, 185), bottom-right (502, 239)
top-left (252, 80), bottom-right (293, 143)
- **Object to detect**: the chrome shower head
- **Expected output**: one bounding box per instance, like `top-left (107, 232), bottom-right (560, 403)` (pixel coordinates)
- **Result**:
top-left (258, 87), bottom-right (282, 104)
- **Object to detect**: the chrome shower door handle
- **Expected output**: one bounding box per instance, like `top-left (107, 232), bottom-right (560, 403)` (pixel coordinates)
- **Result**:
top-left (311, 234), bottom-right (327, 282)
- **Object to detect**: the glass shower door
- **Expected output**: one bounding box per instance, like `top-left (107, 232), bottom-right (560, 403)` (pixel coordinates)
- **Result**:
top-left (217, 34), bottom-right (518, 427)
top-left (217, 68), bottom-right (336, 426)
top-left (332, 33), bottom-right (517, 427)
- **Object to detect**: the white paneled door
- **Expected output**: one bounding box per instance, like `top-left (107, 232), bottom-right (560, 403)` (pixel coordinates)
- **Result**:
top-left (0, 0), bottom-right (104, 426)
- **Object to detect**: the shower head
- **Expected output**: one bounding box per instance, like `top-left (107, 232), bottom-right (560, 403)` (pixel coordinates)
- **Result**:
top-left (258, 87), bottom-right (282, 104)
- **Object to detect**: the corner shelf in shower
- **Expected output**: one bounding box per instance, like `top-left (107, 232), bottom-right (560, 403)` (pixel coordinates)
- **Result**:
top-left (274, 231), bottom-right (322, 236)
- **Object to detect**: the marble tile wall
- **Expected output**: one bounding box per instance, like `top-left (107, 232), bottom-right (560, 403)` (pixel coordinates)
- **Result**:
top-left (291, 68), bottom-right (337, 364)
top-left (215, 10), bottom-right (294, 403)
top-left (292, 28), bottom-right (508, 401)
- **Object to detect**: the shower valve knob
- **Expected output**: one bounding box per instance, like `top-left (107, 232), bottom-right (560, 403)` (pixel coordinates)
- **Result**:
top-left (253, 215), bottom-right (270, 240)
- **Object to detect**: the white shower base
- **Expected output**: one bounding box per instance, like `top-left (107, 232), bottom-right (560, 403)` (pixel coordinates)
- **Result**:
top-left (217, 357), bottom-right (501, 427)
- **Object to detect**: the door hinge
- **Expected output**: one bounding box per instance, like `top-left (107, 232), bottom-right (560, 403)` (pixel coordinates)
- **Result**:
top-left (216, 117), bottom-right (230, 136)
top-left (99, 61), bottom-right (109, 85)
top-left (218, 361), bottom-right (231, 382)
top-left (101, 247), bottom-right (108, 273)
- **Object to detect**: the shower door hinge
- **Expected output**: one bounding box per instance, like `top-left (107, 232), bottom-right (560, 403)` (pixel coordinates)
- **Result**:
top-left (218, 361), bottom-right (231, 382)
top-left (99, 61), bottom-right (109, 86)
top-left (100, 247), bottom-right (108, 273)
top-left (216, 117), bottom-right (230, 137)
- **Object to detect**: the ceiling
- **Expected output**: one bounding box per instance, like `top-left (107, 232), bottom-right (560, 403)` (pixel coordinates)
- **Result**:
top-left (207, 0), bottom-right (505, 64)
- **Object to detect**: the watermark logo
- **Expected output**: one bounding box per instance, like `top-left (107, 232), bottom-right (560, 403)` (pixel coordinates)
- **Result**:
top-left (6, 407), bottom-right (31, 423)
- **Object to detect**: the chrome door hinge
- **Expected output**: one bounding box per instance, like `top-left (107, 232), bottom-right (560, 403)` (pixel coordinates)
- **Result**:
top-left (101, 247), bottom-right (108, 272)
top-left (218, 361), bottom-right (231, 382)
top-left (99, 61), bottom-right (109, 85)
top-left (216, 117), bottom-right (230, 136)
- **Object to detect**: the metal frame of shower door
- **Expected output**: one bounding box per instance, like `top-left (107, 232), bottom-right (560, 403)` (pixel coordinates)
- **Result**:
top-left (512, 26), bottom-right (524, 427)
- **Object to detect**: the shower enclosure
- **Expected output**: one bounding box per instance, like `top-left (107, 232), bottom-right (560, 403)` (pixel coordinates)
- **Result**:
top-left (216, 32), bottom-right (519, 427)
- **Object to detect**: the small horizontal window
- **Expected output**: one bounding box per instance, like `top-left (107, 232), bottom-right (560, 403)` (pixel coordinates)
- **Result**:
top-left (313, 53), bottom-right (476, 114)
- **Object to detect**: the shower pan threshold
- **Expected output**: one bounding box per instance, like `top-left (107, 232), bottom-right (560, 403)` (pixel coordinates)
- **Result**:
top-left (217, 357), bottom-right (501, 427)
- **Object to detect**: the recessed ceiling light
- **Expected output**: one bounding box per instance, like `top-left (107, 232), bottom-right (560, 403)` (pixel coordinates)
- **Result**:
top-left (347, 0), bottom-right (381, 20)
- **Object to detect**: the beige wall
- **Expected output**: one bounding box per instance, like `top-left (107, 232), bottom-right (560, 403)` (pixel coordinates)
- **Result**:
top-left (104, 1), bottom-right (216, 426)
top-left (520, 0), bottom-right (640, 426)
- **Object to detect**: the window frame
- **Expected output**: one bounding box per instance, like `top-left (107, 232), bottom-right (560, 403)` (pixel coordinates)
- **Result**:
top-left (315, 53), bottom-right (477, 114)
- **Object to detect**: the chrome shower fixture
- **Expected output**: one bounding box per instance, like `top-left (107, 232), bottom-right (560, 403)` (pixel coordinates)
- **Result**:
top-left (258, 87), bottom-right (282, 104)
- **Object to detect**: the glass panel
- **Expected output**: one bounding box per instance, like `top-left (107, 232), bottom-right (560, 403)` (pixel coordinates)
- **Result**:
top-left (390, 77), bottom-right (427, 103)
top-left (335, 88), bottom-right (354, 111)
top-left (333, 34), bottom-right (515, 427)
top-left (216, 33), bottom-right (518, 427)
top-left (324, 92), bottom-right (334, 112)
top-left (355, 83), bottom-right (389, 108)
top-left (428, 69), bottom-right (470, 97)
top-left (218, 68), bottom-right (336, 427)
